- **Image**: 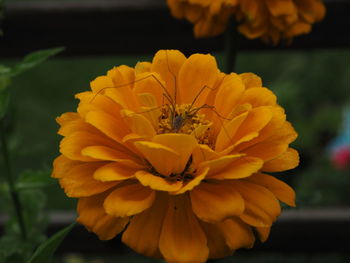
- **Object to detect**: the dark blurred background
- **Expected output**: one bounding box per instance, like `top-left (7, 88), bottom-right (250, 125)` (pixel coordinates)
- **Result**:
top-left (1, 0), bottom-right (350, 262)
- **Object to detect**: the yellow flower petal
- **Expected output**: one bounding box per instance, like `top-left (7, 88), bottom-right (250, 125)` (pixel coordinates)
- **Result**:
top-left (215, 111), bottom-right (248, 152)
top-left (122, 192), bottom-right (169, 258)
top-left (56, 112), bottom-right (80, 125)
top-left (239, 73), bottom-right (262, 89)
top-left (133, 72), bottom-right (165, 107)
top-left (135, 170), bottom-right (183, 192)
top-left (81, 145), bottom-right (142, 167)
top-left (75, 91), bottom-right (122, 119)
top-left (172, 167), bottom-right (209, 195)
top-left (213, 73), bottom-right (245, 119)
top-left (262, 148), bottom-right (300, 172)
top-left (232, 106), bottom-right (273, 146)
top-left (191, 181), bottom-right (244, 223)
top-left (151, 50), bottom-right (187, 104)
top-left (201, 154), bottom-right (244, 176)
top-left (52, 155), bottom-right (81, 179)
top-left (121, 109), bottom-right (156, 139)
top-left (209, 156), bottom-right (263, 180)
top-left (178, 53), bottom-right (218, 107)
top-left (266, 0), bottom-right (296, 16)
top-left (233, 181), bottom-right (281, 227)
top-left (243, 142), bottom-right (289, 162)
top-left (104, 182), bottom-right (155, 217)
top-left (153, 133), bottom-right (198, 174)
top-left (58, 118), bottom-right (96, 137)
top-left (218, 218), bottom-right (255, 250)
top-left (199, 221), bottom-right (232, 259)
top-left (60, 131), bottom-right (120, 162)
top-left (136, 93), bottom-right (161, 128)
top-left (59, 162), bottom-right (118, 197)
top-left (247, 173), bottom-right (296, 207)
top-left (159, 195), bottom-right (209, 263)
top-left (135, 61), bottom-right (151, 75)
top-left (77, 192), bottom-right (129, 240)
top-left (85, 110), bottom-right (129, 143)
top-left (90, 76), bottom-right (114, 94)
top-left (192, 144), bottom-right (220, 167)
top-left (239, 87), bottom-right (277, 107)
top-left (255, 227), bottom-right (271, 242)
top-left (93, 162), bottom-right (138, 182)
top-left (134, 141), bottom-right (179, 176)
top-left (105, 66), bottom-right (140, 111)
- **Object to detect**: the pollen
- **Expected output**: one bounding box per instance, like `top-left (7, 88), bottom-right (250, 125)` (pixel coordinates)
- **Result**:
top-left (157, 104), bottom-right (212, 144)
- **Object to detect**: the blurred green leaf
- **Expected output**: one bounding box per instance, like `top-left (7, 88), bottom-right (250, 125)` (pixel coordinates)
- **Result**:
top-left (0, 65), bottom-right (11, 75)
top-left (27, 222), bottom-right (76, 263)
top-left (16, 170), bottom-right (55, 190)
top-left (11, 47), bottom-right (65, 77)
top-left (0, 235), bottom-right (31, 263)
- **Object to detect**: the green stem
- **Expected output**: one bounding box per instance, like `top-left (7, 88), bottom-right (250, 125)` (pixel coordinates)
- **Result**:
top-left (0, 120), bottom-right (27, 241)
top-left (225, 19), bottom-right (240, 73)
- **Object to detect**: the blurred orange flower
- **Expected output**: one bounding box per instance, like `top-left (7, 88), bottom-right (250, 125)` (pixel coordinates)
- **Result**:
top-left (167, 0), bottom-right (326, 43)
top-left (52, 50), bottom-right (299, 262)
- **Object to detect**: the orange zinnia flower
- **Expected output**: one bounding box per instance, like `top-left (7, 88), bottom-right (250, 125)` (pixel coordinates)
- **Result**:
top-left (52, 50), bottom-right (299, 262)
top-left (166, 0), bottom-right (325, 43)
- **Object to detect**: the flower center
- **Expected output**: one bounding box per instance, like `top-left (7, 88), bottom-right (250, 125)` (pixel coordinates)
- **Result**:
top-left (157, 104), bottom-right (211, 142)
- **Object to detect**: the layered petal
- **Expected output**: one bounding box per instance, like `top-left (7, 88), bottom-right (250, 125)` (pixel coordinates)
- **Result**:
top-left (122, 192), bottom-right (169, 258)
top-left (232, 181), bottom-right (281, 227)
top-left (104, 182), bottom-right (155, 217)
top-left (191, 181), bottom-right (244, 222)
top-left (77, 192), bottom-right (128, 240)
top-left (159, 195), bottom-right (209, 263)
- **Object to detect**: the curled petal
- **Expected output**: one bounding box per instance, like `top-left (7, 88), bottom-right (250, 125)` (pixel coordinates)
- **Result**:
top-left (135, 170), bottom-right (183, 192)
top-left (191, 181), bottom-right (244, 223)
top-left (134, 141), bottom-right (179, 176)
top-left (247, 173), bottom-right (296, 207)
top-left (93, 162), bottom-right (138, 182)
top-left (262, 148), bottom-right (300, 172)
top-left (218, 218), bottom-right (255, 250)
top-left (232, 181), bottom-right (281, 227)
top-left (77, 192), bottom-right (128, 240)
top-left (104, 182), bottom-right (155, 217)
top-left (59, 162), bottom-right (118, 197)
top-left (209, 156), bottom-right (263, 180)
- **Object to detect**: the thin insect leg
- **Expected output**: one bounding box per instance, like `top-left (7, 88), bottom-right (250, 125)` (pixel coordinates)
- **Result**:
top-left (188, 84), bottom-right (219, 112)
top-left (90, 73), bottom-right (174, 108)
top-left (165, 50), bottom-right (178, 104)
top-left (90, 74), bottom-right (154, 103)
top-left (211, 108), bottom-right (234, 145)
top-left (188, 103), bottom-right (214, 116)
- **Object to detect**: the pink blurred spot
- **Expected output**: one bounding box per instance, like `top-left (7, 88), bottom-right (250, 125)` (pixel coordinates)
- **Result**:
top-left (331, 146), bottom-right (350, 170)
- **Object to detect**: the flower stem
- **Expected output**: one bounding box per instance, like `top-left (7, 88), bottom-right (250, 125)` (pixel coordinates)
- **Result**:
top-left (225, 19), bottom-right (240, 73)
top-left (0, 120), bottom-right (27, 241)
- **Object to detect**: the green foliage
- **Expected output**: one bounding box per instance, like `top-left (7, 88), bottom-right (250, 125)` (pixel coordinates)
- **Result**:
top-left (16, 169), bottom-right (55, 190)
top-left (10, 47), bottom-right (65, 78)
top-left (0, 47), bottom-right (64, 120)
top-left (0, 48), bottom-right (64, 263)
top-left (27, 222), bottom-right (76, 263)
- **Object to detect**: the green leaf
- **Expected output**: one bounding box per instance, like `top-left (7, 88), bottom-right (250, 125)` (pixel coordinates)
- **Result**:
top-left (16, 170), bottom-right (55, 190)
top-left (26, 222), bottom-right (76, 263)
top-left (11, 47), bottom-right (65, 77)
top-left (0, 65), bottom-right (11, 75)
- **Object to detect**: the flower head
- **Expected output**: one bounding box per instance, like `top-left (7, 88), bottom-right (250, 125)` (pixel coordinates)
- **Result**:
top-left (52, 50), bottom-right (299, 262)
top-left (166, 0), bottom-right (325, 43)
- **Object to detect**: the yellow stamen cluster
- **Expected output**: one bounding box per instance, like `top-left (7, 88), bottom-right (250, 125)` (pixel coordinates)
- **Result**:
top-left (158, 104), bottom-right (211, 141)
